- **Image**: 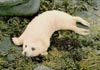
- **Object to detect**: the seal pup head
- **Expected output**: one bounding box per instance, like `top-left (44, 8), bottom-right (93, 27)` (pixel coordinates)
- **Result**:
top-left (22, 41), bottom-right (47, 57)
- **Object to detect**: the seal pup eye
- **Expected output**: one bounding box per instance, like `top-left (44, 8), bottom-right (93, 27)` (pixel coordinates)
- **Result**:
top-left (31, 47), bottom-right (35, 51)
top-left (25, 45), bottom-right (27, 48)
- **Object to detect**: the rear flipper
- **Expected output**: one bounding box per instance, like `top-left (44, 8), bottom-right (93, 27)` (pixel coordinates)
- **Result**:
top-left (73, 26), bottom-right (90, 35)
top-left (73, 16), bottom-right (90, 27)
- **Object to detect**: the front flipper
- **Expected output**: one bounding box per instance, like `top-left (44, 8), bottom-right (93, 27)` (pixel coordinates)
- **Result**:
top-left (41, 51), bottom-right (48, 56)
top-left (12, 37), bottom-right (23, 45)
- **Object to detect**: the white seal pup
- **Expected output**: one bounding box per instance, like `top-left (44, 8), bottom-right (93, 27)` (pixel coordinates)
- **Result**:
top-left (12, 10), bottom-right (90, 57)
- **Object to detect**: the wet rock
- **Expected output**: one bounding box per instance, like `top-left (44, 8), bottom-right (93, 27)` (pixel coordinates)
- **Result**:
top-left (34, 65), bottom-right (54, 70)
top-left (0, 0), bottom-right (40, 16)
top-left (7, 54), bottom-right (15, 61)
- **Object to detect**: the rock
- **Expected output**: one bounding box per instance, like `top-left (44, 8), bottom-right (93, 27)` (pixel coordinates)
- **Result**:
top-left (0, 37), bottom-right (21, 53)
top-left (0, 38), bottom-right (11, 52)
top-left (0, 0), bottom-right (29, 7)
top-left (7, 54), bottom-right (15, 61)
top-left (0, 0), bottom-right (40, 16)
top-left (34, 65), bottom-right (54, 70)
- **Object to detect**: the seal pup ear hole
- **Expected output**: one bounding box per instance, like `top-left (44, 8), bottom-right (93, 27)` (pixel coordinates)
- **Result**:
top-left (31, 47), bottom-right (35, 51)
top-left (25, 45), bottom-right (27, 48)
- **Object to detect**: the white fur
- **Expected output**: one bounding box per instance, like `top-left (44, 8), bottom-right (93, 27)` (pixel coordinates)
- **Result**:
top-left (12, 10), bottom-right (90, 57)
